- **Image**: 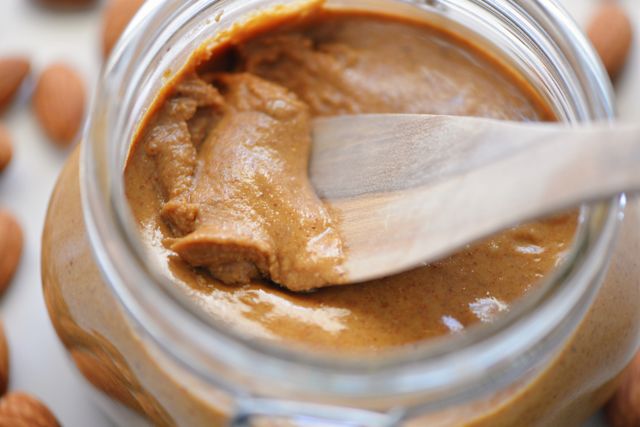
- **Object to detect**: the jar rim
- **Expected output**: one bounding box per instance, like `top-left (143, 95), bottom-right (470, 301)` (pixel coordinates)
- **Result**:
top-left (80, 0), bottom-right (619, 410)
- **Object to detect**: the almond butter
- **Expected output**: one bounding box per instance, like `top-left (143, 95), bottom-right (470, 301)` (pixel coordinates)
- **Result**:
top-left (587, 2), bottom-right (633, 79)
top-left (0, 125), bottom-right (12, 173)
top-left (32, 64), bottom-right (85, 147)
top-left (0, 57), bottom-right (30, 113)
top-left (0, 323), bottom-right (9, 396)
top-left (606, 351), bottom-right (640, 427)
top-left (102, 0), bottom-right (145, 59)
top-left (0, 210), bottom-right (23, 295)
top-left (0, 392), bottom-right (59, 427)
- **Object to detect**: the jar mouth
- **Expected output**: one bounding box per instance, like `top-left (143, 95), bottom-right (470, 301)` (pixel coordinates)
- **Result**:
top-left (81, 0), bottom-right (618, 405)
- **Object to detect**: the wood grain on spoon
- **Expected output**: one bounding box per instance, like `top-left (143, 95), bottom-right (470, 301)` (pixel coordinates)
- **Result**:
top-left (311, 114), bottom-right (637, 283)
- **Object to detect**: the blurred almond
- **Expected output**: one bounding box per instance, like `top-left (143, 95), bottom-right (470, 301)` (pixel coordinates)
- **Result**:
top-left (33, 0), bottom-right (95, 9)
top-left (0, 125), bottom-right (12, 173)
top-left (32, 64), bottom-right (85, 147)
top-left (102, 0), bottom-right (145, 59)
top-left (0, 57), bottom-right (30, 113)
top-left (0, 322), bottom-right (8, 396)
top-left (606, 351), bottom-right (640, 427)
top-left (0, 392), bottom-right (59, 427)
top-left (0, 210), bottom-right (23, 296)
top-left (587, 2), bottom-right (633, 79)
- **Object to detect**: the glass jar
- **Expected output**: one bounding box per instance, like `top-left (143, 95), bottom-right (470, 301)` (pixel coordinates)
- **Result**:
top-left (41, 0), bottom-right (640, 426)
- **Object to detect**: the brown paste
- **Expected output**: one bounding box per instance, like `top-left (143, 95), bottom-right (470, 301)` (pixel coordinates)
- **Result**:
top-left (139, 72), bottom-right (345, 290)
top-left (124, 9), bottom-right (577, 350)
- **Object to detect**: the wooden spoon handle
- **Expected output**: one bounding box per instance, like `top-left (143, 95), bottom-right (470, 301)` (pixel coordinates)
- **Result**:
top-left (312, 115), bottom-right (640, 200)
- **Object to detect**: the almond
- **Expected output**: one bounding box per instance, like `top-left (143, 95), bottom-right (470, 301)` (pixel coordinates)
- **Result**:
top-left (0, 210), bottom-right (23, 295)
top-left (34, 0), bottom-right (95, 9)
top-left (32, 64), bottom-right (85, 147)
top-left (0, 57), bottom-right (30, 113)
top-left (0, 392), bottom-right (59, 427)
top-left (0, 323), bottom-right (9, 396)
top-left (606, 351), bottom-right (640, 427)
top-left (0, 125), bottom-right (12, 173)
top-left (102, 0), bottom-right (145, 59)
top-left (587, 2), bottom-right (633, 79)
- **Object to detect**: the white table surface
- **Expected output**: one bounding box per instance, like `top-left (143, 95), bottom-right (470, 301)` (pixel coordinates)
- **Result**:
top-left (0, 0), bottom-right (636, 425)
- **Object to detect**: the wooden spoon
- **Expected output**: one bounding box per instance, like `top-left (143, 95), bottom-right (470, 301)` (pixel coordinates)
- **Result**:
top-left (310, 114), bottom-right (637, 283)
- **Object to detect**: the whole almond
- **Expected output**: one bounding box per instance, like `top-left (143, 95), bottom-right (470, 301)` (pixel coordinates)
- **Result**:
top-left (0, 392), bottom-right (59, 427)
top-left (0, 322), bottom-right (9, 396)
top-left (587, 2), bottom-right (633, 79)
top-left (0, 57), bottom-right (30, 113)
top-left (34, 0), bottom-right (95, 9)
top-left (102, 0), bottom-right (145, 59)
top-left (0, 125), bottom-right (12, 173)
top-left (0, 210), bottom-right (23, 295)
top-left (33, 64), bottom-right (85, 147)
top-left (606, 351), bottom-right (640, 427)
